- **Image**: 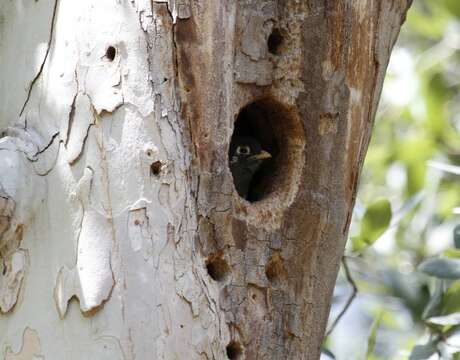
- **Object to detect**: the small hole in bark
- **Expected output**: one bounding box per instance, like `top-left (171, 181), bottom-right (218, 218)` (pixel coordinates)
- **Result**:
top-left (134, 219), bottom-right (140, 226)
top-left (226, 341), bottom-right (243, 359)
top-left (265, 252), bottom-right (286, 283)
top-left (105, 46), bottom-right (116, 61)
top-left (229, 99), bottom-right (304, 202)
top-left (206, 254), bottom-right (230, 282)
top-left (267, 28), bottom-right (283, 55)
top-left (150, 161), bottom-right (162, 176)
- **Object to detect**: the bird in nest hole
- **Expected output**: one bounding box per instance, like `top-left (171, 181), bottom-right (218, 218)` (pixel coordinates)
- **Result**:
top-left (229, 136), bottom-right (272, 199)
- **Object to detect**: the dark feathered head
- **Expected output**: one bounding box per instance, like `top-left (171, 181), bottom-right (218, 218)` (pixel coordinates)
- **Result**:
top-left (229, 136), bottom-right (271, 199)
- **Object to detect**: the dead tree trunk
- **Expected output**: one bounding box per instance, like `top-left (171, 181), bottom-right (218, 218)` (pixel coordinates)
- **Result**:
top-left (0, 1), bottom-right (411, 359)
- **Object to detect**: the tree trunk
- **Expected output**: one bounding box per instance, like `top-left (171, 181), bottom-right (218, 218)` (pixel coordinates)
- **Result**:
top-left (0, 0), bottom-right (411, 359)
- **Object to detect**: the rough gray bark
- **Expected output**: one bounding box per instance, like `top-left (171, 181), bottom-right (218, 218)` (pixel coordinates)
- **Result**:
top-left (177, 1), bottom-right (413, 358)
top-left (0, 0), bottom-right (412, 359)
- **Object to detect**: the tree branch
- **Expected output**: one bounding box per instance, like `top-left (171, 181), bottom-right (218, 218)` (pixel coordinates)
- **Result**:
top-left (325, 257), bottom-right (358, 337)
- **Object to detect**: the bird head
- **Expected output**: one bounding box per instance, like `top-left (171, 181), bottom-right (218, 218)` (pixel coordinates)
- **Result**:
top-left (229, 136), bottom-right (272, 198)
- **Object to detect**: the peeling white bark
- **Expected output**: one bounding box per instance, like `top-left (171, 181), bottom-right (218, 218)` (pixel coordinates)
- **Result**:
top-left (5, 327), bottom-right (43, 360)
top-left (0, 0), bottom-right (227, 358)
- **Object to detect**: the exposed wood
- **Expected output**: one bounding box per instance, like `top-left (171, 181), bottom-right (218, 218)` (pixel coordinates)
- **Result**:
top-left (177, 1), bottom-right (412, 358)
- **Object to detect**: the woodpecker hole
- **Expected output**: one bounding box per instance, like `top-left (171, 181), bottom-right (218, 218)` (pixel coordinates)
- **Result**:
top-left (267, 28), bottom-right (283, 55)
top-left (226, 341), bottom-right (243, 360)
top-left (229, 98), bottom-right (305, 203)
top-left (105, 46), bottom-right (116, 61)
top-left (265, 252), bottom-right (286, 283)
top-left (206, 254), bottom-right (230, 282)
top-left (150, 161), bottom-right (162, 176)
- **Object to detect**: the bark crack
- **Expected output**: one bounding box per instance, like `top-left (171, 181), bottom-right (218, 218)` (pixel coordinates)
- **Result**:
top-left (19, 0), bottom-right (59, 117)
top-left (163, 2), bottom-right (198, 161)
top-left (32, 131), bottom-right (59, 159)
top-left (65, 69), bottom-right (80, 147)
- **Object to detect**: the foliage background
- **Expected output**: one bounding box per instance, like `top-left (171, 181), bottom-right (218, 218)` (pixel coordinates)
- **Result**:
top-left (324, 1), bottom-right (460, 359)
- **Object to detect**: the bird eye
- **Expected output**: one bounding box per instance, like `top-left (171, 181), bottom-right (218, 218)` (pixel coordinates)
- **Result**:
top-left (236, 146), bottom-right (251, 155)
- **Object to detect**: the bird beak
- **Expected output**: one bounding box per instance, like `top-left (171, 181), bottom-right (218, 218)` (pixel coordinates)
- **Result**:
top-left (249, 150), bottom-right (272, 161)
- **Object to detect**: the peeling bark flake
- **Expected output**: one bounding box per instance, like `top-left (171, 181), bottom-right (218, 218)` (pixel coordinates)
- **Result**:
top-left (5, 328), bottom-right (43, 360)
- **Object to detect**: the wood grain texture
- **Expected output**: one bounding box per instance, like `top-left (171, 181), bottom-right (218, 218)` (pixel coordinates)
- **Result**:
top-left (176, 1), bottom-right (412, 358)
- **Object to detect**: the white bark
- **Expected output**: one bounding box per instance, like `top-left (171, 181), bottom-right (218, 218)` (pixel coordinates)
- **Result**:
top-left (1, 0), bottom-right (224, 358)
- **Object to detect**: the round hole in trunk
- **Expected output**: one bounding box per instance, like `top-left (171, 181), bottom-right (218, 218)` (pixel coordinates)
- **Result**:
top-left (229, 98), bottom-right (304, 204)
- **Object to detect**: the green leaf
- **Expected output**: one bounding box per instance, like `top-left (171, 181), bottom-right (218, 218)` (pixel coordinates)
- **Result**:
top-left (351, 236), bottom-right (366, 253)
top-left (352, 198), bottom-right (392, 252)
top-left (437, 188), bottom-right (460, 218)
top-left (320, 348), bottom-right (336, 359)
top-left (409, 341), bottom-right (438, 360)
top-left (406, 162), bottom-right (427, 196)
top-left (418, 258), bottom-right (460, 279)
top-left (455, 225), bottom-right (460, 249)
top-left (444, 0), bottom-right (460, 18)
top-left (425, 279), bottom-right (460, 326)
top-left (443, 249), bottom-right (460, 259)
top-left (366, 313), bottom-right (383, 358)
top-left (441, 281), bottom-right (460, 315)
top-left (422, 280), bottom-right (444, 319)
